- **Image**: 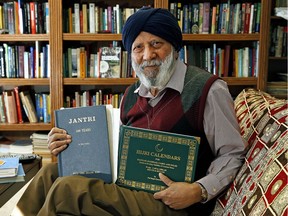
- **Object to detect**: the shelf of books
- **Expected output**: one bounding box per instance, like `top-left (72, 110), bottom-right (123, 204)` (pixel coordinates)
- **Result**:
top-left (266, 1), bottom-right (287, 99)
top-left (59, 0), bottom-right (155, 109)
top-left (0, 0), bottom-right (52, 163)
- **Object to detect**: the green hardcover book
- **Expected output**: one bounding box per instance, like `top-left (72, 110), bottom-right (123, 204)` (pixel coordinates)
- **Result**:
top-left (116, 125), bottom-right (200, 193)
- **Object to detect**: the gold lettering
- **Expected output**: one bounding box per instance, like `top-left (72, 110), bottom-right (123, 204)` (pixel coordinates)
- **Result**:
top-left (68, 116), bottom-right (97, 124)
top-left (151, 152), bottom-right (181, 161)
top-left (136, 150), bottom-right (150, 156)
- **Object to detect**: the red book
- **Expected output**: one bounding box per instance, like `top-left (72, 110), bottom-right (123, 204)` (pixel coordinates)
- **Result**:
top-left (13, 87), bottom-right (24, 123)
top-left (244, 3), bottom-right (251, 34)
top-left (30, 2), bottom-right (36, 34)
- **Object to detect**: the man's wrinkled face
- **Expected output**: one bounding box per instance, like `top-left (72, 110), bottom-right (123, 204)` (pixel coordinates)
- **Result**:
top-left (131, 32), bottom-right (177, 90)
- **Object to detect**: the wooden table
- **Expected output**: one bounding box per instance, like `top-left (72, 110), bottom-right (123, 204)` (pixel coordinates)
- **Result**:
top-left (0, 157), bottom-right (42, 207)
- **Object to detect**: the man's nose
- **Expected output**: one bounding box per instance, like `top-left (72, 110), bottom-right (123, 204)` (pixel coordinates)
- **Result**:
top-left (143, 47), bottom-right (156, 61)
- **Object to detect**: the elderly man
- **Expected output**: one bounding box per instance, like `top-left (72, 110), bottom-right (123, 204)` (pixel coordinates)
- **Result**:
top-left (13, 7), bottom-right (246, 216)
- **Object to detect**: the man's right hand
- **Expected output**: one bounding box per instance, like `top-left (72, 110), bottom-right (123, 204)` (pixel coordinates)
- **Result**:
top-left (47, 127), bottom-right (72, 156)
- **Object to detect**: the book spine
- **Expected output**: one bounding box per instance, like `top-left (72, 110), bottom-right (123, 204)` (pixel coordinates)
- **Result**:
top-left (74, 3), bottom-right (80, 33)
top-left (29, 2), bottom-right (36, 34)
top-left (0, 46), bottom-right (6, 78)
top-left (82, 4), bottom-right (87, 33)
top-left (13, 87), bottom-right (23, 123)
top-left (0, 94), bottom-right (7, 123)
top-left (3, 90), bottom-right (18, 123)
top-left (202, 2), bottom-right (210, 34)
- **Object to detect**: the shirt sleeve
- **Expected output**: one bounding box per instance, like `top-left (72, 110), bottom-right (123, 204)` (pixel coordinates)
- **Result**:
top-left (196, 79), bottom-right (247, 201)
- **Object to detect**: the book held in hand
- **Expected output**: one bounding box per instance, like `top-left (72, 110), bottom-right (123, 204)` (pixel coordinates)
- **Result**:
top-left (116, 125), bottom-right (200, 193)
top-left (55, 105), bottom-right (112, 183)
top-left (0, 156), bottom-right (19, 178)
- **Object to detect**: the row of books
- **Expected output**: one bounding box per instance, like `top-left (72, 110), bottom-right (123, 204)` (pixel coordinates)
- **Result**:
top-left (269, 25), bottom-right (287, 57)
top-left (170, 2), bottom-right (261, 34)
top-left (0, 1), bottom-right (49, 34)
top-left (63, 46), bottom-right (134, 79)
top-left (63, 3), bottom-right (139, 34)
top-left (181, 42), bottom-right (259, 78)
top-left (65, 90), bottom-right (123, 109)
top-left (0, 87), bottom-right (51, 124)
top-left (0, 42), bottom-right (50, 79)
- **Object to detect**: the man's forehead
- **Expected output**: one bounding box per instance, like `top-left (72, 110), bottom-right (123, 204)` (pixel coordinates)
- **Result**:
top-left (132, 32), bottom-right (169, 45)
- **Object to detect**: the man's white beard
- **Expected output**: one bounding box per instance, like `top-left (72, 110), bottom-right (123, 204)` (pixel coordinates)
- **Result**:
top-left (132, 50), bottom-right (176, 90)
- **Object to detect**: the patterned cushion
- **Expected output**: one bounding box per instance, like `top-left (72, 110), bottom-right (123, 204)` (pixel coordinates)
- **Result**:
top-left (212, 88), bottom-right (288, 216)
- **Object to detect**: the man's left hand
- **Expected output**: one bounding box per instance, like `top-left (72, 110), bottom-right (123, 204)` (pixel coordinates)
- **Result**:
top-left (153, 173), bottom-right (203, 210)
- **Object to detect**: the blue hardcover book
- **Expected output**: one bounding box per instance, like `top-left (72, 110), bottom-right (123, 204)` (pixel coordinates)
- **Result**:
top-left (55, 105), bottom-right (112, 183)
top-left (0, 163), bottom-right (25, 183)
top-left (0, 157), bottom-right (19, 178)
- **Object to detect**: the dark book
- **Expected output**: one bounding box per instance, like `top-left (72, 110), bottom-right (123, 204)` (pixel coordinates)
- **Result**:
top-left (55, 105), bottom-right (112, 183)
top-left (116, 125), bottom-right (200, 193)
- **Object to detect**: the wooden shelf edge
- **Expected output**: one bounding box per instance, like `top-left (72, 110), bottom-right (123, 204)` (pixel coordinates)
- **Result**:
top-left (63, 33), bottom-right (122, 41)
top-left (223, 77), bottom-right (258, 85)
top-left (0, 123), bottom-right (52, 131)
top-left (62, 33), bottom-right (259, 41)
top-left (63, 77), bottom-right (257, 86)
top-left (0, 78), bottom-right (50, 86)
top-left (183, 34), bottom-right (260, 41)
top-left (0, 34), bottom-right (49, 41)
top-left (64, 78), bottom-right (138, 85)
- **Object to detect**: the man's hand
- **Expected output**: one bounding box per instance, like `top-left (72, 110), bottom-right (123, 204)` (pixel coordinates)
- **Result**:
top-left (47, 127), bottom-right (72, 156)
top-left (153, 173), bottom-right (203, 210)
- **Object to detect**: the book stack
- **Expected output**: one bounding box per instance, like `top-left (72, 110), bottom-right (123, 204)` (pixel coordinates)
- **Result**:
top-left (0, 156), bottom-right (25, 184)
top-left (30, 132), bottom-right (51, 166)
top-left (0, 137), bottom-right (33, 155)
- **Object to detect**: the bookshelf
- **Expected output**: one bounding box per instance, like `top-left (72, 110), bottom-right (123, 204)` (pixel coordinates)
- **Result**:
top-left (0, 0), bottom-right (272, 146)
top-left (266, 1), bottom-right (287, 99)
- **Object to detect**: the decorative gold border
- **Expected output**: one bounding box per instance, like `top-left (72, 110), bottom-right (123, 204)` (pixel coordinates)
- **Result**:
top-left (118, 127), bottom-right (200, 192)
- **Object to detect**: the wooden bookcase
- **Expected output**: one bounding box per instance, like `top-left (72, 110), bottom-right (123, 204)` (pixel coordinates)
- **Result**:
top-left (0, 0), bottom-right (272, 143)
top-left (266, 1), bottom-right (288, 99)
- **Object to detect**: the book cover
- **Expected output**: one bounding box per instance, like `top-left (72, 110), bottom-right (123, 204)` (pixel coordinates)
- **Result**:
top-left (99, 47), bottom-right (121, 78)
top-left (55, 105), bottom-right (112, 183)
top-left (0, 163), bottom-right (25, 183)
top-left (0, 156), bottom-right (19, 178)
top-left (116, 125), bottom-right (200, 193)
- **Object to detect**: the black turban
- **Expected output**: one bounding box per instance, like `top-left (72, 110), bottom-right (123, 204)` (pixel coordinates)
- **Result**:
top-left (122, 7), bottom-right (183, 53)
